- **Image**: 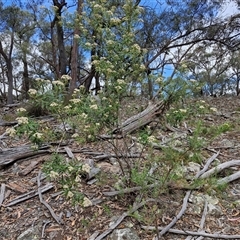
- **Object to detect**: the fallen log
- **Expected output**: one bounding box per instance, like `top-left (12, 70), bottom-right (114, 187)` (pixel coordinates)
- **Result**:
top-left (113, 100), bottom-right (166, 135)
top-left (0, 145), bottom-right (51, 168)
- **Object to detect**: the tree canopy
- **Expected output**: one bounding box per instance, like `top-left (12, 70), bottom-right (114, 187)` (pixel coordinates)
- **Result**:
top-left (0, 0), bottom-right (240, 104)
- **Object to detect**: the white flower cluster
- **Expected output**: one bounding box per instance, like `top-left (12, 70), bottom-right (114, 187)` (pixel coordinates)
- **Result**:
top-left (82, 164), bottom-right (91, 173)
top-left (16, 117), bottom-right (29, 124)
top-left (6, 128), bottom-right (16, 137)
top-left (61, 75), bottom-right (71, 81)
top-left (17, 108), bottom-right (27, 113)
top-left (148, 135), bottom-right (157, 143)
top-left (117, 79), bottom-right (125, 85)
top-left (52, 80), bottom-right (64, 86)
top-left (179, 109), bottom-right (187, 113)
top-left (32, 132), bottom-right (43, 139)
top-left (28, 89), bottom-right (37, 95)
top-left (81, 113), bottom-right (88, 119)
top-left (50, 102), bottom-right (58, 107)
top-left (210, 107), bottom-right (217, 112)
top-left (69, 98), bottom-right (81, 104)
top-left (74, 34), bottom-right (80, 39)
top-left (90, 104), bottom-right (98, 110)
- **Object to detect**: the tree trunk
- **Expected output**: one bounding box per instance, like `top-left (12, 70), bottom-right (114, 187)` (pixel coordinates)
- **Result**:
top-left (68, 0), bottom-right (83, 100)
top-left (0, 41), bottom-right (14, 104)
top-left (22, 51), bottom-right (30, 99)
top-left (7, 61), bottom-right (14, 104)
top-left (52, 0), bottom-right (67, 77)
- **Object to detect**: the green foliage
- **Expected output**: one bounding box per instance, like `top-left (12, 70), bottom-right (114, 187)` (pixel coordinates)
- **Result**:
top-left (42, 153), bottom-right (91, 206)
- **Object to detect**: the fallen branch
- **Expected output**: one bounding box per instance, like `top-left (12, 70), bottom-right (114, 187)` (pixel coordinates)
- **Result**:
top-left (142, 225), bottom-right (240, 239)
top-left (90, 198), bottom-right (155, 240)
top-left (37, 171), bottom-right (63, 224)
top-left (0, 145), bottom-right (51, 168)
top-left (186, 199), bottom-right (208, 240)
top-left (0, 183), bottom-right (6, 206)
top-left (195, 199), bottom-right (208, 240)
top-left (154, 151), bottom-right (219, 239)
top-left (3, 183), bottom-right (53, 207)
top-left (217, 171), bottom-right (240, 185)
top-left (41, 220), bottom-right (51, 239)
top-left (200, 159), bottom-right (240, 179)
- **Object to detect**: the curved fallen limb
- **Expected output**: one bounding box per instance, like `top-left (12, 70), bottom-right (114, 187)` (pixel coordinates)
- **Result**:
top-left (154, 152), bottom-right (219, 239)
top-left (200, 160), bottom-right (240, 179)
top-left (142, 225), bottom-right (240, 239)
top-left (90, 198), bottom-right (155, 240)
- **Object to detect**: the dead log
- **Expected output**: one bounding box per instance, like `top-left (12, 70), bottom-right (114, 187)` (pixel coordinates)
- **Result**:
top-left (0, 145), bottom-right (51, 168)
top-left (113, 100), bottom-right (166, 135)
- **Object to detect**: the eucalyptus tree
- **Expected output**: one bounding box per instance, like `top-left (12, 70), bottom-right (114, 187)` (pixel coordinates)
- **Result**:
top-left (229, 50), bottom-right (240, 95)
top-left (185, 43), bottom-right (231, 95)
top-left (136, 0), bottom-right (240, 98)
top-left (0, 4), bottom-right (33, 104)
top-left (14, 10), bottom-right (37, 99)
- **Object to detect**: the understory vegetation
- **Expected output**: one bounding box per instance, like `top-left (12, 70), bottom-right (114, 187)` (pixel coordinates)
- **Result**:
top-left (4, 75), bottom-right (234, 210)
top-left (1, 1), bottom-right (240, 237)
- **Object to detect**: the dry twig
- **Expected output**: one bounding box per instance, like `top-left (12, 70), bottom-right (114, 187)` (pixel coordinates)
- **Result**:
top-left (37, 171), bottom-right (63, 224)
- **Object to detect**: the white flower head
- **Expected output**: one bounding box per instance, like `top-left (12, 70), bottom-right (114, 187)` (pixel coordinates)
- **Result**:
top-left (32, 132), bottom-right (43, 139)
top-left (210, 107), bottom-right (217, 112)
top-left (81, 113), bottom-right (88, 119)
top-left (17, 108), bottom-right (27, 113)
top-left (16, 117), bottom-right (29, 124)
top-left (74, 34), bottom-right (80, 39)
top-left (72, 133), bottom-right (79, 138)
top-left (75, 175), bottom-right (81, 183)
top-left (61, 75), bottom-right (71, 81)
top-left (50, 102), bottom-right (58, 107)
top-left (73, 88), bottom-right (80, 94)
top-left (148, 135), bottom-right (157, 143)
top-left (68, 166), bottom-right (74, 172)
top-left (179, 109), bottom-right (187, 113)
top-left (115, 85), bottom-right (122, 91)
top-left (64, 105), bottom-right (71, 110)
top-left (52, 80), bottom-right (64, 86)
top-left (6, 128), bottom-right (16, 137)
top-left (69, 98), bottom-right (81, 104)
top-left (117, 79), bottom-right (125, 85)
top-left (28, 89), bottom-right (37, 95)
top-left (67, 191), bottom-right (74, 199)
top-left (90, 104), bottom-right (98, 110)
top-left (82, 164), bottom-right (91, 173)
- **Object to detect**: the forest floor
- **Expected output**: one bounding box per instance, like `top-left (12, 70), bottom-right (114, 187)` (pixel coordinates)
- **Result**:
top-left (1, 96), bottom-right (240, 240)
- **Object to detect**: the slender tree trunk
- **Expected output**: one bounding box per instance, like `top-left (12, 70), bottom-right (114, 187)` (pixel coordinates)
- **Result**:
top-left (68, 0), bottom-right (83, 100)
top-left (52, 0), bottom-right (67, 77)
top-left (236, 74), bottom-right (240, 96)
top-left (22, 51), bottom-right (30, 99)
top-left (0, 41), bottom-right (14, 104)
top-left (6, 60), bottom-right (14, 104)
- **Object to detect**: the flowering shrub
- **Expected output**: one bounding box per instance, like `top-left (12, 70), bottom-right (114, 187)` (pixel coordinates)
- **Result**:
top-left (43, 153), bottom-right (92, 206)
